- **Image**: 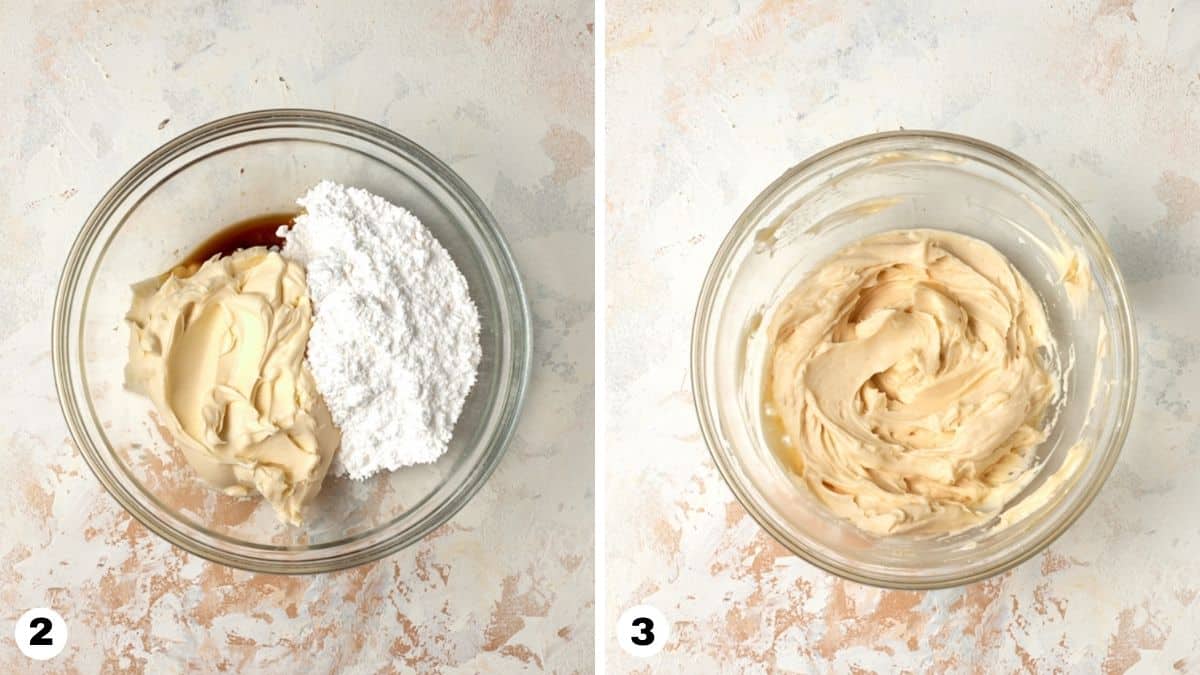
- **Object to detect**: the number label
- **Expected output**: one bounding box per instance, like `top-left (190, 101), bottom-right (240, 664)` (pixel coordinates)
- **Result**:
top-left (617, 604), bottom-right (669, 657)
top-left (28, 617), bottom-right (53, 646)
top-left (630, 617), bottom-right (654, 646)
top-left (15, 608), bottom-right (67, 660)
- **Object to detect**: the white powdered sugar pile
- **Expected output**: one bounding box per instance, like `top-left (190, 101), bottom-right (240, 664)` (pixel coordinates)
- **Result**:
top-left (279, 181), bottom-right (481, 480)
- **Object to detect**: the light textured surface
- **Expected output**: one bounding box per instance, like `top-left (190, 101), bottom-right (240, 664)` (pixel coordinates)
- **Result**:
top-left (607, 0), bottom-right (1200, 672)
top-left (0, 0), bottom-right (593, 672)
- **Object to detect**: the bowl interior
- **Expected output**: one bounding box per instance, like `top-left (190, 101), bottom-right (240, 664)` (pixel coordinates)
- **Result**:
top-left (63, 115), bottom-right (525, 563)
top-left (698, 133), bottom-right (1133, 587)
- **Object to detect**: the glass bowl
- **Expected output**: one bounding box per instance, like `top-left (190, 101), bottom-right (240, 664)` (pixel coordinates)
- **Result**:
top-left (53, 109), bottom-right (531, 573)
top-left (693, 131), bottom-right (1136, 589)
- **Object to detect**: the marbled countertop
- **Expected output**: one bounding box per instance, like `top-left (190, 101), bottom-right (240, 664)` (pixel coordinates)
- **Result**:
top-left (0, 1), bottom-right (593, 672)
top-left (607, 1), bottom-right (1200, 672)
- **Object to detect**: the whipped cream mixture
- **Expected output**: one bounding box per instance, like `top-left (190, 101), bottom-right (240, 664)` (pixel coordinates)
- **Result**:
top-left (125, 247), bottom-right (339, 525)
top-left (767, 229), bottom-right (1061, 535)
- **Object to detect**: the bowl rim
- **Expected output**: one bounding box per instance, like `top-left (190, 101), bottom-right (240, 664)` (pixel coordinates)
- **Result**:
top-left (52, 108), bottom-right (532, 573)
top-left (691, 129), bottom-right (1138, 589)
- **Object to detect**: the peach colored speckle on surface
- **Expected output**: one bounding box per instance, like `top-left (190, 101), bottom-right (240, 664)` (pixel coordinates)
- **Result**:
top-left (607, 0), bottom-right (1200, 672)
top-left (0, 0), bottom-right (593, 672)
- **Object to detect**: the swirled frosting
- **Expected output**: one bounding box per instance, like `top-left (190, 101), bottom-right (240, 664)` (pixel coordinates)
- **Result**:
top-left (767, 229), bottom-right (1057, 535)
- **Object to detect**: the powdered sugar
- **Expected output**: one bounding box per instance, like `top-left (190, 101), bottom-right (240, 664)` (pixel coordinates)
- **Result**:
top-left (279, 181), bottom-right (481, 480)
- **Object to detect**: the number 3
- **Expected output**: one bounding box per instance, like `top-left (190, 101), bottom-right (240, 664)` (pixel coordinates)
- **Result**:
top-left (631, 617), bottom-right (654, 646)
top-left (618, 604), bottom-right (668, 657)
top-left (29, 618), bottom-right (53, 646)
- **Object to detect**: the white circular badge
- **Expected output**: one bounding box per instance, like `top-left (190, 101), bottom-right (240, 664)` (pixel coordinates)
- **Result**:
top-left (616, 604), bottom-right (669, 657)
top-left (14, 608), bottom-right (67, 661)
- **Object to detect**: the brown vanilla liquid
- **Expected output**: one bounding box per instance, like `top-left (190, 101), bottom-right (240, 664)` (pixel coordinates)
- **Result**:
top-left (180, 212), bottom-right (298, 267)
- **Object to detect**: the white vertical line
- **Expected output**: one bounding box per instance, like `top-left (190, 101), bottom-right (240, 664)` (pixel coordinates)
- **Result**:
top-left (593, 0), bottom-right (607, 671)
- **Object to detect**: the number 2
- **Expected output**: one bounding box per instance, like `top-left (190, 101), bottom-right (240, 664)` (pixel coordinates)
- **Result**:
top-left (29, 617), bottom-right (52, 646)
top-left (631, 617), bottom-right (654, 646)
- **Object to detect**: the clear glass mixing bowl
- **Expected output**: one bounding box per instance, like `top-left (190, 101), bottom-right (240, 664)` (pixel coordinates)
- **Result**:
top-left (53, 109), bottom-right (531, 573)
top-left (693, 131), bottom-right (1136, 589)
